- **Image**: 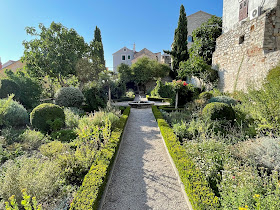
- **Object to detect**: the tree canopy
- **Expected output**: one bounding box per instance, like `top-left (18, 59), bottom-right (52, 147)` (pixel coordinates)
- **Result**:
top-left (22, 22), bottom-right (88, 85)
top-left (164, 5), bottom-right (189, 76)
top-left (131, 57), bottom-right (170, 91)
top-left (190, 16), bottom-right (222, 65)
top-left (118, 57), bottom-right (169, 92)
top-left (90, 26), bottom-right (105, 66)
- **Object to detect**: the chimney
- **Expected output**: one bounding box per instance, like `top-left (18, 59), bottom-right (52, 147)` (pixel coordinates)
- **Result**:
top-left (133, 43), bottom-right (136, 53)
top-left (0, 57), bottom-right (2, 70)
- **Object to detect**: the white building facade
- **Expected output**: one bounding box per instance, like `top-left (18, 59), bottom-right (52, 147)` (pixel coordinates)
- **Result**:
top-left (113, 47), bottom-right (135, 72)
top-left (223, 0), bottom-right (278, 32)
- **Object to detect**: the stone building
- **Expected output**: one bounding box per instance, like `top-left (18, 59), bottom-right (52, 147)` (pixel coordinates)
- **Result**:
top-left (187, 11), bottom-right (213, 48)
top-left (213, 0), bottom-right (280, 92)
top-left (0, 59), bottom-right (25, 77)
top-left (112, 45), bottom-right (171, 72)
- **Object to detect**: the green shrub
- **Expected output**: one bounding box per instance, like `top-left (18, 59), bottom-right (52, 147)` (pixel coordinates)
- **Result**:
top-left (199, 92), bottom-right (213, 101)
top-left (40, 140), bottom-right (70, 159)
top-left (110, 81), bottom-right (126, 99)
top-left (0, 156), bottom-right (63, 205)
top-left (50, 129), bottom-right (77, 142)
top-left (83, 84), bottom-right (107, 111)
top-left (5, 69), bottom-right (42, 109)
top-left (237, 80), bottom-right (280, 135)
top-left (55, 87), bottom-right (84, 107)
top-left (5, 189), bottom-right (42, 210)
top-left (1, 128), bottom-right (25, 145)
top-left (266, 65), bottom-right (280, 84)
top-left (219, 159), bottom-right (280, 210)
top-left (0, 98), bottom-right (28, 127)
top-left (173, 121), bottom-right (188, 140)
top-left (30, 103), bottom-right (65, 132)
top-left (20, 129), bottom-right (47, 150)
top-left (171, 82), bottom-right (199, 106)
top-left (64, 107), bottom-right (84, 129)
top-left (70, 107), bottom-right (130, 210)
top-left (184, 139), bottom-right (228, 196)
top-left (125, 89), bottom-right (135, 98)
top-left (0, 79), bottom-right (20, 100)
top-left (151, 80), bottom-right (175, 98)
top-left (202, 102), bottom-right (235, 121)
top-left (46, 118), bottom-right (64, 132)
top-left (161, 110), bottom-right (191, 125)
top-left (152, 106), bottom-right (219, 209)
top-left (232, 137), bottom-right (280, 171)
top-left (78, 111), bottom-right (119, 130)
top-left (208, 96), bottom-right (237, 106)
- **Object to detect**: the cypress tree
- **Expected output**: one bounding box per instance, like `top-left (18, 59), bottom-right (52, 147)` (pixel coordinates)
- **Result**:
top-left (165, 5), bottom-right (189, 77)
top-left (90, 26), bottom-right (105, 65)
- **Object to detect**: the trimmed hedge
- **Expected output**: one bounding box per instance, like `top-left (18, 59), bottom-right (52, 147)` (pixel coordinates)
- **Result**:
top-left (202, 102), bottom-right (235, 121)
top-left (208, 96), bottom-right (237, 106)
top-left (158, 105), bottom-right (184, 112)
top-left (70, 106), bottom-right (131, 210)
top-left (199, 92), bottom-right (213, 101)
top-left (30, 103), bottom-right (65, 132)
top-left (152, 106), bottom-right (219, 210)
top-left (147, 96), bottom-right (171, 103)
top-left (55, 87), bottom-right (84, 107)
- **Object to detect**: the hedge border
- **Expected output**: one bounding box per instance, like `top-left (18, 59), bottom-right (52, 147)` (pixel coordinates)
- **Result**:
top-left (146, 96), bottom-right (171, 103)
top-left (70, 106), bottom-right (131, 210)
top-left (152, 105), bottom-right (219, 210)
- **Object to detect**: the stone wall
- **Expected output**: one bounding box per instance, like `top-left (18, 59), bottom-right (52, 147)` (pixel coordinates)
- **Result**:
top-left (223, 0), bottom-right (278, 33)
top-left (187, 11), bottom-right (213, 48)
top-left (212, 5), bottom-right (280, 92)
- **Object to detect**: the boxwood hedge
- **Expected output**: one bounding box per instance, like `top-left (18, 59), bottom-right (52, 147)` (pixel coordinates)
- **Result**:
top-left (152, 106), bottom-right (219, 210)
top-left (70, 106), bottom-right (130, 210)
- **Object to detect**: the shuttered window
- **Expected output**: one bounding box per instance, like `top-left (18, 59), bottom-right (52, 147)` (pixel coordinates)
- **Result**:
top-left (239, 0), bottom-right (249, 21)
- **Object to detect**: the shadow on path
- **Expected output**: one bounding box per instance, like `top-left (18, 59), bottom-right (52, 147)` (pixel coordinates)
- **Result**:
top-left (101, 108), bottom-right (188, 210)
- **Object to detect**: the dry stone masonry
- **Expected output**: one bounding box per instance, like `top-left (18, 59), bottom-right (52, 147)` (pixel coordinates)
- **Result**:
top-left (213, 2), bottom-right (280, 92)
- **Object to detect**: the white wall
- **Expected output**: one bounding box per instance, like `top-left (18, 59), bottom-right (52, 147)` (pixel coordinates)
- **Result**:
top-left (113, 47), bottom-right (135, 72)
top-left (223, 0), bottom-right (278, 33)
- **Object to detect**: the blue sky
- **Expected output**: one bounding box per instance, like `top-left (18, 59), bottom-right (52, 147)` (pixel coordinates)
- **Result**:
top-left (0, 0), bottom-right (223, 70)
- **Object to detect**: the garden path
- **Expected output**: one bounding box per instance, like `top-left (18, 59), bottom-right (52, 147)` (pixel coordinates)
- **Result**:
top-left (100, 108), bottom-right (189, 210)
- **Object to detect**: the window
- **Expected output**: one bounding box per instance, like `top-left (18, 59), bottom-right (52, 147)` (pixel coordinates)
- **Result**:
top-left (122, 55), bottom-right (126, 60)
top-left (128, 55), bottom-right (131, 60)
top-left (239, 35), bottom-right (245, 44)
top-left (124, 48), bottom-right (127, 52)
top-left (239, 0), bottom-right (249, 21)
top-left (188, 35), bottom-right (193, 42)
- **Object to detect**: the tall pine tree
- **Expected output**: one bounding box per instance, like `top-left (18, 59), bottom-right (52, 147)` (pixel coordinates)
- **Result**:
top-left (165, 5), bottom-right (189, 77)
top-left (90, 26), bottom-right (105, 65)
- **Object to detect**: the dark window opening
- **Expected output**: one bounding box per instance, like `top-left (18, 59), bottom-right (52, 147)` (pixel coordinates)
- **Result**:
top-left (128, 55), bottom-right (131, 59)
top-left (239, 35), bottom-right (245, 44)
top-left (122, 55), bottom-right (125, 60)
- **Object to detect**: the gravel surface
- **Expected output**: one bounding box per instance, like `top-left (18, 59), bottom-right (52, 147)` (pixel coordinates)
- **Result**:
top-left (101, 108), bottom-right (189, 210)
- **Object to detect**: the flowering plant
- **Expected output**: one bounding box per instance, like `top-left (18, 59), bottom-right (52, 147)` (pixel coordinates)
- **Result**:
top-left (172, 80), bottom-right (188, 90)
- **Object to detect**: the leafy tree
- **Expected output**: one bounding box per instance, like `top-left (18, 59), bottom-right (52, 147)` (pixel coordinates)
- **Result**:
top-left (75, 56), bottom-right (105, 86)
top-left (190, 16), bottom-right (222, 65)
top-left (118, 63), bottom-right (133, 84)
top-left (90, 26), bottom-right (105, 65)
top-left (178, 56), bottom-right (218, 89)
top-left (22, 22), bottom-right (88, 85)
top-left (131, 57), bottom-right (169, 92)
top-left (5, 69), bottom-right (42, 109)
top-left (164, 5), bottom-right (189, 76)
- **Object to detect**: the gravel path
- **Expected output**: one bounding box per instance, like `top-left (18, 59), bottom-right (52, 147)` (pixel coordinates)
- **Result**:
top-left (101, 108), bottom-right (189, 210)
